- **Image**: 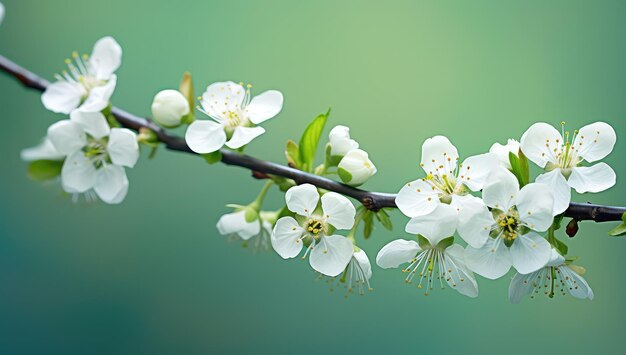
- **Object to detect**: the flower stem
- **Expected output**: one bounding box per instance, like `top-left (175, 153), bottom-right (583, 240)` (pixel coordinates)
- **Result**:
top-left (250, 180), bottom-right (273, 210)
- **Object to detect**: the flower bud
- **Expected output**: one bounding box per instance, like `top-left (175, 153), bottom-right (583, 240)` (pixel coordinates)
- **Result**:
top-left (489, 139), bottom-right (520, 169)
top-left (328, 125), bottom-right (359, 157)
top-left (338, 149), bottom-right (377, 186)
top-left (151, 89), bottom-right (190, 127)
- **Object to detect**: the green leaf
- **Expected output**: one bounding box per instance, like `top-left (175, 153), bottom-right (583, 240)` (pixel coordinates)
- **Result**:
top-left (375, 209), bottom-right (393, 231)
top-left (552, 237), bottom-right (569, 255)
top-left (417, 235), bottom-right (431, 249)
top-left (435, 236), bottom-right (454, 250)
top-left (508, 151), bottom-right (529, 188)
top-left (285, 140), bottom-right (301, 168)
top-left (337, 167), bottom-right (352, 183)
top-left (27, 160), bottom-right (63, 181)
top-left (609, 222), bottom-right (626, 236)
top-left (363, 210), bottom-right (374, 239)
top-left (201, 151), bottom-right (222, 164)
top-left (298, 108), bottom-right (330, 172)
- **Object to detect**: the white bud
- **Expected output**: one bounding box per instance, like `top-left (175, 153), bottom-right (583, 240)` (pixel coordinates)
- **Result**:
top-left (0, 3), bottom-right (5, 25)
top-left (338, 149), bottom-right (377, 186)
top-left (151, 89), bottom-right (190, 127)
top-left (329, 125), bottom-right (359, 157)
top-left (489, 139), bottom-right (520, 169)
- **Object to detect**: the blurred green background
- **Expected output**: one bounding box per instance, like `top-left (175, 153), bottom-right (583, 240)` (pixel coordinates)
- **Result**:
top-left (1, 0), bottom-right (626, 354)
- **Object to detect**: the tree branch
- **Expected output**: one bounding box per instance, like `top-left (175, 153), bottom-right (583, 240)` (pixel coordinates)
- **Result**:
top-left (1, 54), bottom-right (624, 222)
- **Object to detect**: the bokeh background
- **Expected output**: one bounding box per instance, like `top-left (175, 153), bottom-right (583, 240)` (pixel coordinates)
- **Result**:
top-left (1, 0), bottom-right (626, 354)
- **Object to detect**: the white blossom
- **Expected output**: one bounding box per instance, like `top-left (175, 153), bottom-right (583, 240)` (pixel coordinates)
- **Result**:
top-left (489, 139), bottom-right (521, 169)
top-left (337, 149), bottom-right (377, 186)
top-left (151, 89), bottom-right (190, 127)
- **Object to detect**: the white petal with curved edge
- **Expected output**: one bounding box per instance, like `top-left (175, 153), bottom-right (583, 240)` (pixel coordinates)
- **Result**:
top-left (405, 203), bottom-right (457, 246)
top-left (309, 235), bottom-right (354, 277)
top-left (444, 244), bottom-right (479, 298)
top-left (510, 232), bottom-right (551, 275)
top-left (574, 121), bottom-right (616, 163)
top-left (457, 198), bottom-right (493, 248)
top-left (61, 150), bottom-right (97, 193)
top-left (225, 126), bottom-right (265, 149)
top-left (200, 81), bottom-right (246, 121)
top-left (79, 75), bottom-right (117, 112)
top-left (546, 248), bottom-right (566, 267)
top-left (47, 120), bottom-right (87, 155)
top-left (520, 122), bottom-right (562, 168)
top-left (246, 90), bottom-right (283, 124)
top-left (395, 179), bottom-right (440, 218)
top-left (107, 128), bottom-right (139, 168)
top-left (20, 138), bottom-right (64, 161)
top-left (516, 183), bottom-right (555, 232)
top-left (353, 249), bottom-right (372, 281)
top-left (567, 163), bottom-right (616, 193)
top-left (376, 239), bottom-right (420, 269)
top-left (535, 169), bottom-right (571, 215)
top-left (328, 125), bottom-right (359, 156)
top-left (94, 164), bottom-right (128, 204)
top-left (561, 266), bottom-right (594, 300)
top-left (489, 139), bottom-right (520, 169)
top-left (70, 110), bottom-right (110, 139)
top-left (321, 192), bottom-right (355, 230)
top-left (285, 183), bottom-right (319, 217)
top-left (0, 3), bottom-right (5, 25)
top-left (459, 153), bottom-right (498, 191)
top-left (217, 210), bottom-right (260, 240)
top-left (464, 238), bottom-right (511, 279)
top-left (89, 36), bottom-right (122, 80)
top-left (185, 120), bottom-right (227, 154)
top-left (271, 217), bottom-right (304, 259)
top-left (337, 149), bottom-right (377, 186)
top-left (41, 81), bottom-right (85, 114)
top-left (420, 135), bottom-right (459, 176)
top-left (482, 167), bottom-right (519, 211)
top-left (508, 270), bottom-right (541, 304)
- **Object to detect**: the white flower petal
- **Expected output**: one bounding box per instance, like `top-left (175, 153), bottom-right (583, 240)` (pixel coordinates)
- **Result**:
top-left (482, 167), bottom-right (520, 211)
top-left (444, 244), bottom-right (479, 298)
top-left (225, 126), bottom-right (265, 149)
top-left (464, 238), bottom-right (511, 280)
top-left (47, 120), bottom-right (87, 155)
top-left (510, 232), bottom-right (551, 275)
top-left (457, 197), bottom-right (493, 248)
top-left (535, 169), bottom-right (571, 215)
top-left (489, 139), bottom-right (520, 169)
top-left (217, 210), bottom-right (260, 240)
top-left (321, 192), bottom-right (355, 230)
top-left (337, 149), bottom-right (377, 186)
top-left (107, 128), bottom-right (139, 168)
top-left (508, 271), bottom-right (540, 304)
top-left (328, 125), bottom-right (359, 156)
top-left (79, 75), bottom-right (117, 112)
top-left (285, 183), bottom-right (319, 217)
top-left (376, 239), bottom-right (420, 269)
top-left (520, 122), bottom-right (563, 168)
top-left (395, 179), bottom-right (440, 218)
top-left (561, 266), bottom-right (594, 300)
top-left (41, 81), bottom-right (85, 114)
top-left (245, 90), bottom-right (283, 124)
top-left (420, 135), bottom-right (459, 176)
top-left (94, 164), bottom-right (128, 204)
top-left (309, 235), bottom-right (354, 277)
top-left (459, 153), bottom-right (499, 191)
top-left (546, 248), bottom-right (566, 267)
top-left (271, 216), bottom-right (304, 259)
top-left (70, 110), bottom-right (110, 139)
top-left (200, 81), bottom-right (246, 121)
top-left (89, 36), bottom-right (122, 81)
top-left (353, 249), bottom-right (372, 281)
top-left (20, 138), bottom-right (64, 161)
top-left (185, 120), bottom-right (227, 154)
top-left (567, 163), bottom-right (616, 193)
top-left (574, 121), bottom-right (616, 163)
top-left (516, 183), bottom-right (555, 232)
top-left (61, 150), bottom-right (97, 193)
top-left (405, 203), bottom-right (457, 246)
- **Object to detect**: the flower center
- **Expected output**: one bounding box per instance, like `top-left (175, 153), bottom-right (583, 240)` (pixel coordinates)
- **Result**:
top-left (493, 211), bottom-right (522, 247)
top-left (82, 136), bottom-right (110, 169)
top-left (56, 51), bottom-right (103, 94)
top-left (305, 218), bottom-right (326, 239)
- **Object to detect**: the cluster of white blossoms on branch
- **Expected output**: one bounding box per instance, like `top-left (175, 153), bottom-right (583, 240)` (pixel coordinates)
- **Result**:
top-left (15, 32), bottom-right (623, 302)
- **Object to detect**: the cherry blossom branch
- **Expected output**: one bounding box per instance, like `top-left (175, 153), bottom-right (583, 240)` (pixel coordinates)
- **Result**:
top-left (1, 54), bottom-right (624, 222)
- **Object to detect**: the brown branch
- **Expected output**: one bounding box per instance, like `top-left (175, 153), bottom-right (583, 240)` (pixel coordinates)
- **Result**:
top-left (1, 54), bottom-right (624, 222)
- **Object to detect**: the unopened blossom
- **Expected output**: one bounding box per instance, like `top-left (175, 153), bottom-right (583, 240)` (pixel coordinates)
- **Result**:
top-left (185, 81), bottom-right (283, 153)
top-left (46, 110), bottom-right (139, 204)
top-left (520, 121), bottom-right (616, 214)
top-left (396, 135), bottom-right (498, 218)
top-left (337, 149), bottom-right (377, 186)
top-left (376, 205), bottom-right (478, 298)
top-left (42, 36), bottom-right (122, 114)
top-left (459, 168), bottom-right (555, 279)
top-left (489, 139), bottom-right (521, 169)
top-left (0, 2), bottom-right (5, 25)
top-left (509, 249), bottom-right (594, 303)
top-left (271, 184), bottom-right (356, 277)
top-left (151, 89), bottom-right (190, 127)
top-left (328, 125), bottom-right (359, 157)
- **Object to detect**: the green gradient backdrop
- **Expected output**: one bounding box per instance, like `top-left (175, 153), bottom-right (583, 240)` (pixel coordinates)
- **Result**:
top-left (1, 0), bottom-right (626, 354)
